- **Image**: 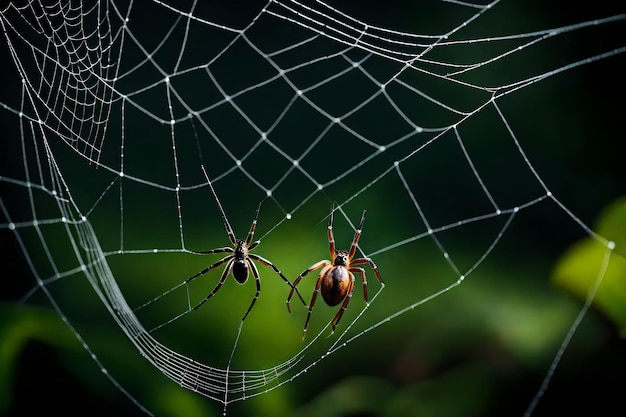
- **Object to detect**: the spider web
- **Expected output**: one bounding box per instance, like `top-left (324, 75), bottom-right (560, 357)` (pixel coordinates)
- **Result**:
top-left (1, 0), bottom-right (624, 415)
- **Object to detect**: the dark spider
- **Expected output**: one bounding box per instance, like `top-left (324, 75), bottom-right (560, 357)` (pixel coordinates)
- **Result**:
top-left (287, 207), bottom-right (383, 339)
top-left (183, 165), bottom-right (305, 322)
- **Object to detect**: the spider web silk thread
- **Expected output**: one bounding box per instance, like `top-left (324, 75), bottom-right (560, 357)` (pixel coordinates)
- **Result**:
top-left (1, 0), bottom-right (624, 415)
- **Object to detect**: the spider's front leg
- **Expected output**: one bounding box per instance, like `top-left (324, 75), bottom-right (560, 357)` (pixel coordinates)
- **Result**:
top-left (184, 251), bottom-right (233, 285)
top-left (349, 258), bottom-right (383, 301)
top-left (189, 247), bottom-right (233, 256)
top-left (244, 203), bottom-right (261, 246)
top-left (189, 258), bottom-right (235, 312)
top-left (287, 260), bottom-right (330, 313)
top-left (249, 253), bottom-right (306, 306)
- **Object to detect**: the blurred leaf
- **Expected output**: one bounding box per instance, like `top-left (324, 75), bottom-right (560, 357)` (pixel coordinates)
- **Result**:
top-left (0, 303), bottom-right (77, 413)
top-left (292, 365), bottom-right (494, 417)
top-left (291, 376), bottom-right (394, 417)
top-left (386, 364), bottom-right (494, 417)
top-left (552, 197), bottom-right (626, 336)
top-left (152, 383), bottom-right (219, 417)
top-left (596, 197), bottom-right (626, 259)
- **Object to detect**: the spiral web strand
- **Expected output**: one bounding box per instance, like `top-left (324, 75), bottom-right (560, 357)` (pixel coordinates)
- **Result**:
top-left (1, 0), bottom-right (624, 415)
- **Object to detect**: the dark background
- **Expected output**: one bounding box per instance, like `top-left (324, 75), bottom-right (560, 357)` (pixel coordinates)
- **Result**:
top-left (1, 1), bottom-right (625, 416)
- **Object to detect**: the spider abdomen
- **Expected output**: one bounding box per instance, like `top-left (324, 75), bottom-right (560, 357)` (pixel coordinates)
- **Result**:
top-left (232, 259), bottom-right (249, 283)
top-left (321, 266), bottom-right (351, 306)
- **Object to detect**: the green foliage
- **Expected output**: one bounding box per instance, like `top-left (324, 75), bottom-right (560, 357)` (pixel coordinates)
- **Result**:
top-left (552, 196), bottom-right (626, 336)
top-left (0, 303), bottom-right (76, 413)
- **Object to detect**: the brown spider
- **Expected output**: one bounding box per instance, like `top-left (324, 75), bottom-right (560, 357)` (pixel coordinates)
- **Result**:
top-left (287, 207), bottom-right (383, 339)
top-left (183, 166), bottom-right (305, 322)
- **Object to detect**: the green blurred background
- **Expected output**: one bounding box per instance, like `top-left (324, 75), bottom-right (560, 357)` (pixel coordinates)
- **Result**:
top-left (1, 1), bottom-right (625, 416)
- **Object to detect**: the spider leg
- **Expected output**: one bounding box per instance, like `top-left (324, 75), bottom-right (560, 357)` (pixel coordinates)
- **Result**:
top-left (201, 165), bottom-right (237, 246)
top-left (287, 260), bottom-right (331, 313)
top-left (347, 209), bottom-right (367, 259)
top-left (329, 271), bottom-right (355, 332)
top-left (349, 266), bottom-right (369, 303)
top-left (184, 254), bottom-right (233, 284)
top-left (245, 202), bottom-right (261, 246)
top-left (302, 266), bottom-right (332, 340)
top-left (328, 208), bottom-right (336, 257)
top-left (189, 258), bottom-right (234, 312)
top-left (189, 247), bottom-right (233, 256)
top-left (240, 259), bottom-right (262, 321)
top-left (249, 253), bottom-right (306, 306)
top-left (351, 256), bottom-right (383, 285)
